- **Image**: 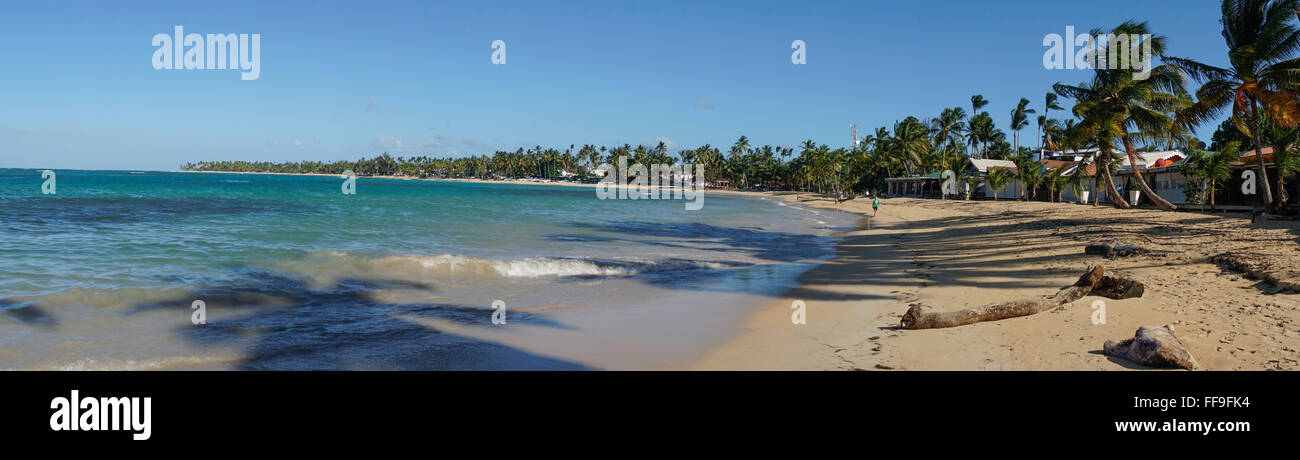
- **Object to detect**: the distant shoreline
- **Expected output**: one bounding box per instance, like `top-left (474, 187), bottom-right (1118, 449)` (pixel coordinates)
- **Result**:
top-left (172, 169), bottom-right (778, 198)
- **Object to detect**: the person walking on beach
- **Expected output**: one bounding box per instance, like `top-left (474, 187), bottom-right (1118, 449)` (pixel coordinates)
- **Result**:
top-left (872, 197), bottom-right (880, 216)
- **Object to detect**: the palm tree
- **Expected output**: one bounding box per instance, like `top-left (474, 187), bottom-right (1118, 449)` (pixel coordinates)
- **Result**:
top-left (1055, 22), bottom-right (1191, 210)
top-left (1066, 168), bottom-right (1088, 203)
top-left (1168, 0), bottom-right (1300, 210)
top-left (985, 167), bottom-right (1014, 201)
top-left (1046, 166), bottom-right (1070, 202)
top-left (1266, 124), bottom-right (1300, 204)
top-left (1182, 143), bottom-right (1240, 210)
top-left (971, 94), bottom-right (989, 117)
top-left (930, 107), bottom-right (968, 173)
top-left (729, 136), bottom-right (752, 188)
top-left (892, 117), bottom-right (932, 175)
top-left (966, 112), bottom-right (1002, 158)
top-left (1010, 98), bottom-right (1037, 160)
top-left (1015, 150), bottom-right (1044, 200)
top-left (1039, 93), bottom-right (1064, 150)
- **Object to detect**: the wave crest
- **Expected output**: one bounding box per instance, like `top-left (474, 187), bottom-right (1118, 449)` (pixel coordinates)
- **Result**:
top-left (367, 253), bottom-right (738, 278)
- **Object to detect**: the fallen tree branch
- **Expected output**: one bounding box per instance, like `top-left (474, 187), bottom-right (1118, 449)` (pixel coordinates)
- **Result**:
top-left (900, 266), bottom-right (1105, 330)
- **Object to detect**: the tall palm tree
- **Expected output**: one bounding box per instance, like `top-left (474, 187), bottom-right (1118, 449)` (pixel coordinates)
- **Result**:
top-left (1168, 0), bottom-right (1300, 211)
top-left (892, 117), bottom-right (932, 175)
top-left (966, 112), bottom-right (1002, 158)
top-left (1010, 98), bottom-right (1037, 160)
top-left (930, 107), bottom-right (968, 171)
top-left (1055, 22), bottom-right (1191, 211)
top-left (729, 136), bottom-right (752, 187)
top-left (1039, 93), bottom-right (1064, 150)
top-left (971, 94), bottom-right (989, 117)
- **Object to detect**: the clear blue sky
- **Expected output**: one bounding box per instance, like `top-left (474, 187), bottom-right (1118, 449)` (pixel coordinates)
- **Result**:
top-left (0, 0), bottom-right (1229, 170)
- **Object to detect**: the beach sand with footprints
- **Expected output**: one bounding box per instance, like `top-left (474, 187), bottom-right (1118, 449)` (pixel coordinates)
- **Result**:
top-left (696, 194), bottom-right (1300, 370)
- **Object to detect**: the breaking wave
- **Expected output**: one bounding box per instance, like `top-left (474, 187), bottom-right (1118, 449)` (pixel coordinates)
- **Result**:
top-left (356, 253), bottom-right (742, 279)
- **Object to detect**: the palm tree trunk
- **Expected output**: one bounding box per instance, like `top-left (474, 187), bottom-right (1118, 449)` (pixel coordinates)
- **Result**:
top-left (1098, 152), bottom-right (1130, 208)
top-left (1093, 175), bottom-right (1102, 206)
top-left (1247, 105), bottom-right (1275, 210)
top-left (1209, 181), bottom-right (1217, 212)
top-left (1119, 129), bottom-right (1176, 210)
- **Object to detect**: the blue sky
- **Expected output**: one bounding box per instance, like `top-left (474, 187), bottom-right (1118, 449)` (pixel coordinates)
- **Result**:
top-left (0, 0), bottom-right (1229, 170)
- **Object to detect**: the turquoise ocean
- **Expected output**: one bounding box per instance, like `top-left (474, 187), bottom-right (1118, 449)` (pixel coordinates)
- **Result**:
top-left (0, 169), bottom-right (860, 370)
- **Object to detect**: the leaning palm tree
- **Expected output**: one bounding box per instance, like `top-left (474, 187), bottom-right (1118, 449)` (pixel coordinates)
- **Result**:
top-left (1055, 22), bottom-right (1191, 210)
top-left (1167, 0), bottom-right (1300, 211)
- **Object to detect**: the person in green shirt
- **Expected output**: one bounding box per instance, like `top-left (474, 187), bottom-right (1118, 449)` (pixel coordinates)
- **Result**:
top-left (872, 197), bottom-right (880, 216)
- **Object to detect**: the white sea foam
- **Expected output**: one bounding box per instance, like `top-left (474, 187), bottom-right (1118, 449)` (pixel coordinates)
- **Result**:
top-left (360, 253), bottom-right (734, 279)
top-left (411, 254), bottom-right (732, 278)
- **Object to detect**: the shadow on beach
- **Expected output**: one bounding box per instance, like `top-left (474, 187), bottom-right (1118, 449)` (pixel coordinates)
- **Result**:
top-left (113, 270), bottom-right (592, 370)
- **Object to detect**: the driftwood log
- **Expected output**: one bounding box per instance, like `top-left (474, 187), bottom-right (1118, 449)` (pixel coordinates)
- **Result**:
top-left (1085, 244), bottom-right (1147, 258)
top-left (901, 266), bottom-right (1106, 329)
top-left (1092, 275), bottom-right (1145, 300)
top-left (1103, 325), bottom-right (1198, 370)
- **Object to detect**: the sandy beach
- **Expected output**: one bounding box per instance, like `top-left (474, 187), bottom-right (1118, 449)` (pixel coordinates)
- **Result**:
top-left (696, 194), bottom-right (1300, 371)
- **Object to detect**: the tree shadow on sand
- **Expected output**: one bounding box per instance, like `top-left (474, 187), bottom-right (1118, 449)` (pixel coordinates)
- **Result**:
top-left (121, 269), bottom-right (591, 370)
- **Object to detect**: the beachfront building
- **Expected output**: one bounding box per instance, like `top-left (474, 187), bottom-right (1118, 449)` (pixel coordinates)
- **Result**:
top-left (1202, 146), bottom-right (1299, 209)
top-left (885, 171), bottom-right (943, 197)
top-left (967, 159), bottom-right (1020, 199)
top-left (1049, 150), bottom-right (1191, 206)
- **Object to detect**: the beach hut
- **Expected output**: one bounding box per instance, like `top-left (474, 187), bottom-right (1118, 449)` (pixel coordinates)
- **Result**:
top-left (967, 159), bottom-right (1019, 199)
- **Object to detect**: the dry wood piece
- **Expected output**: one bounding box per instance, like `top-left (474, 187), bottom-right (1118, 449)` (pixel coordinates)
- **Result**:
top-left (1102, 325), bottom-right (1198, 370)
top-left (1084, 244), bottom-right (1147, 258)
top-left (1091, 275), bottom-right (1145, 299)
top-left (900, 266), bottom-right (1105, 329)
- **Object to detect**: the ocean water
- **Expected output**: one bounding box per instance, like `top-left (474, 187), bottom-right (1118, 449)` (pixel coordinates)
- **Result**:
top-left (0, 169), bottom-right (861, 370)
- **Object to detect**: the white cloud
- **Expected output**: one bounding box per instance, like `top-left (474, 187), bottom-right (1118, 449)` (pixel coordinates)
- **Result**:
top-left (371, 134), bottom-right (406, 151)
